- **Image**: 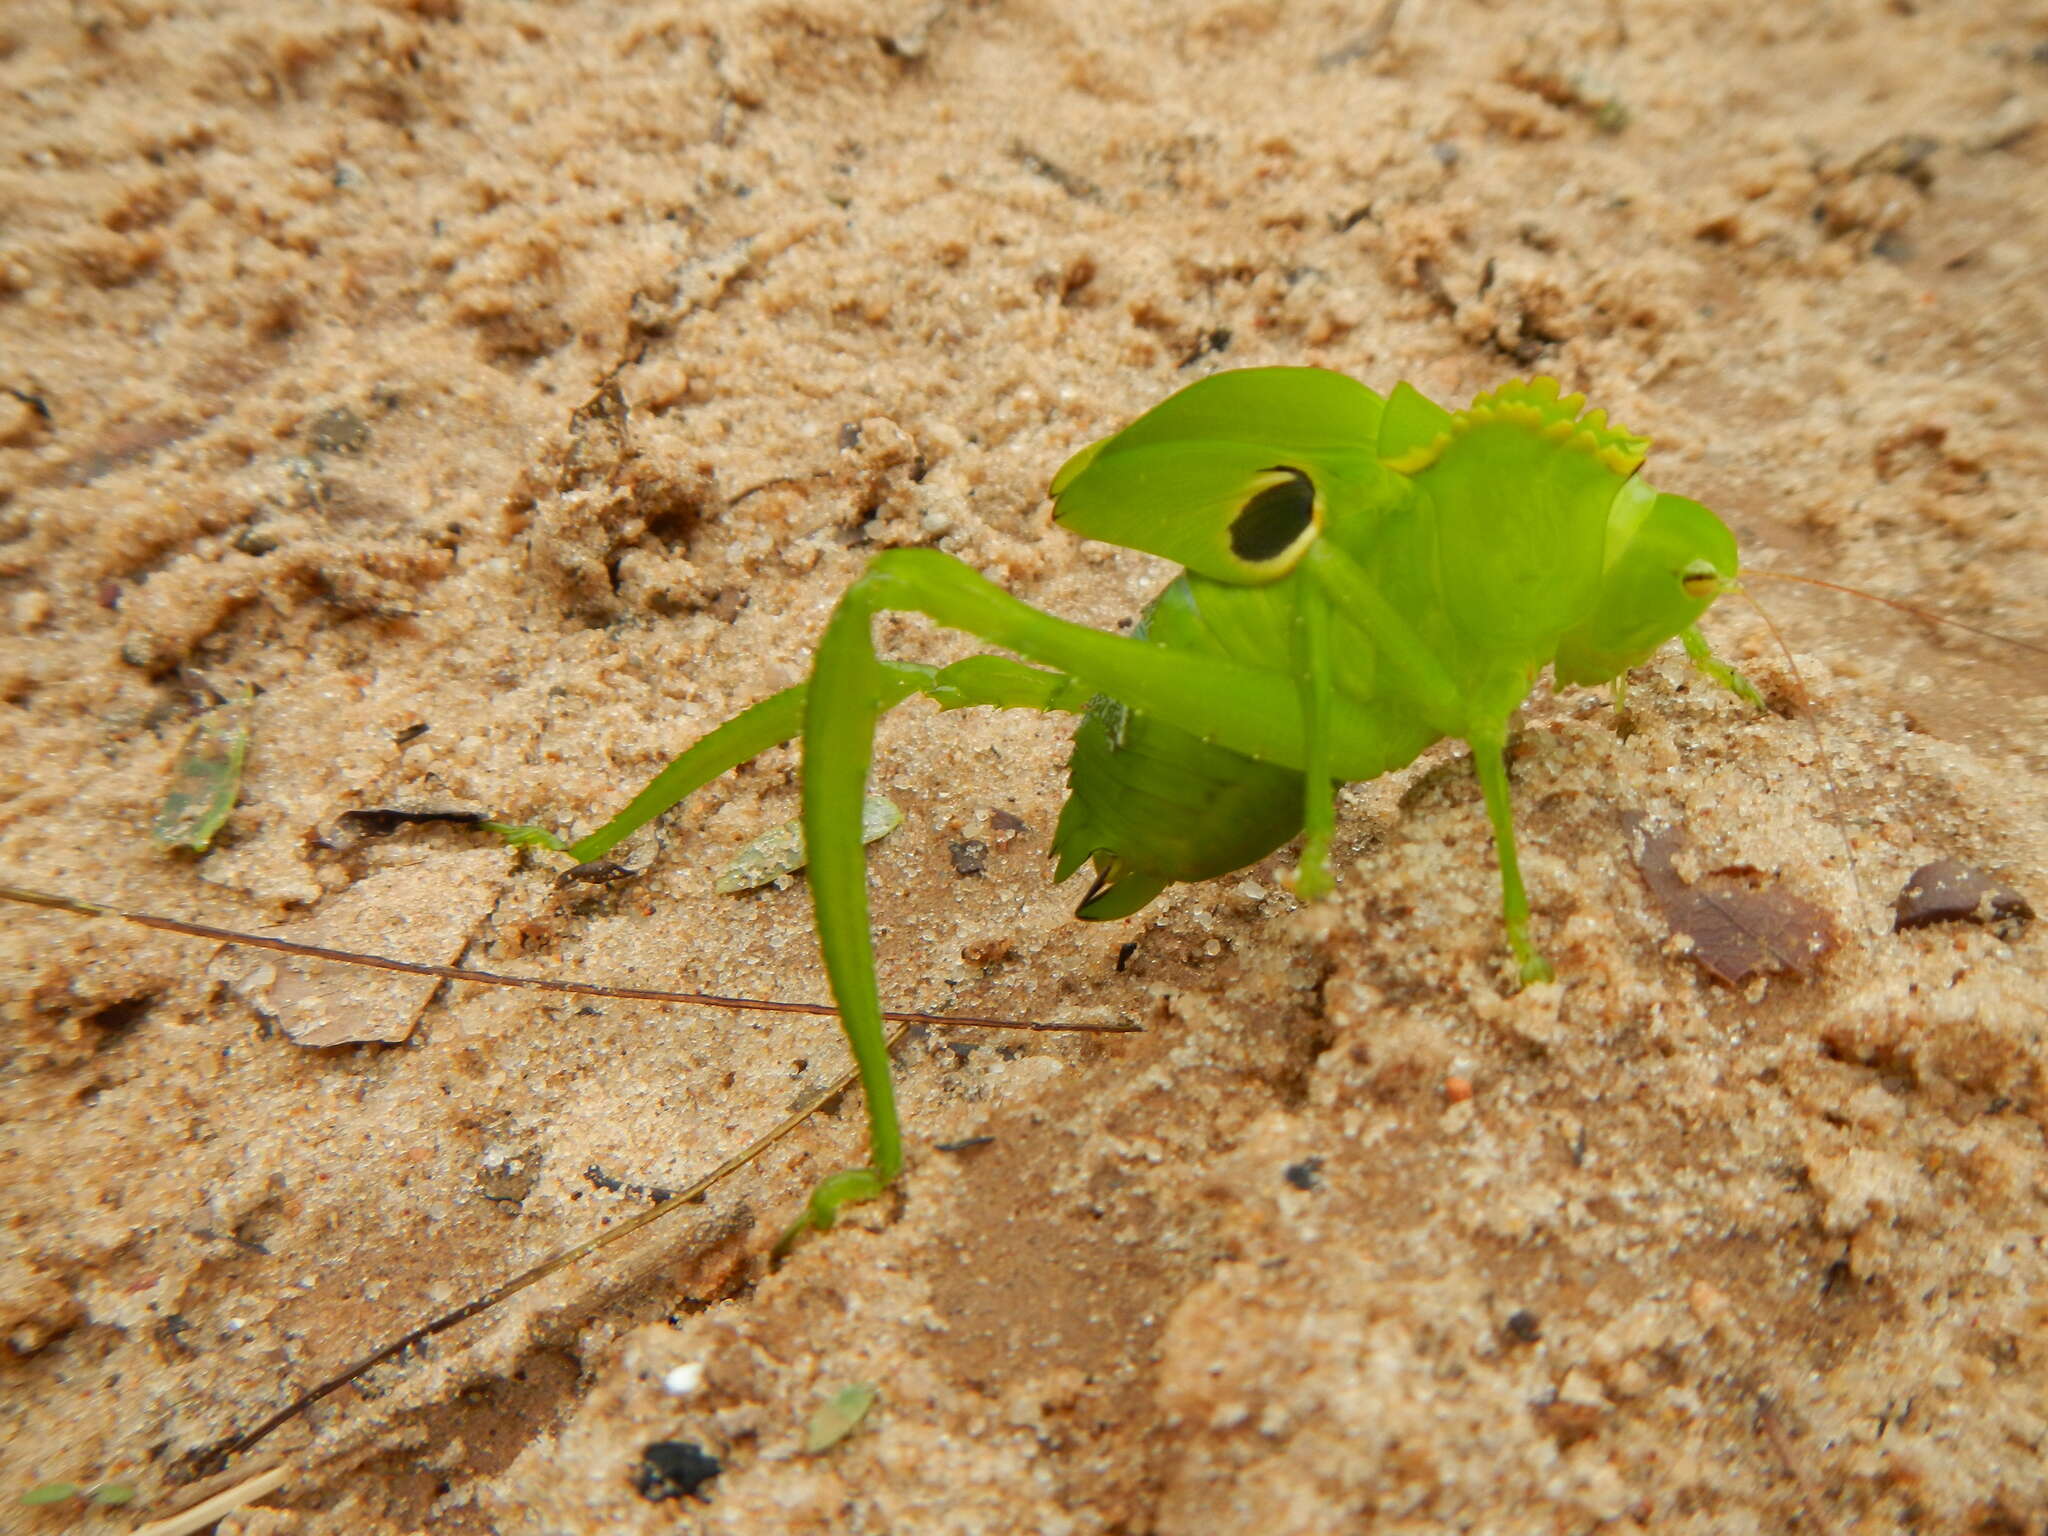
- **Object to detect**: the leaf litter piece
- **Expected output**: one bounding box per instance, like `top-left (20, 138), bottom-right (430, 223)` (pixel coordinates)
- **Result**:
top-left (1623, 812), bottom-right (1838, 985)
top-left (1893, 859), bottom-right (2034, 940)
top-left (804, 1383), bottom-right (878, 1453)
top-left (337, 807), bottom-right (494, 837)
top-left (212, 848), bottom-right (512, 1045)
top-left (557, 859), bottom-right (639, 886)
top-left (151, 685), bottom-right (254, 852)
top-left (714, 795), bottom-right (902, 894)
top-left (20, 1480), bottom-right (135, 1507)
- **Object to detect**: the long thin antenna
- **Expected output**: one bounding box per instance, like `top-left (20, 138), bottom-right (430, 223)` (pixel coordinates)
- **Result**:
top-left (1735, 593), bottom-right (1869, 921)
top-left (194, 1023), bottom-right (908, 1473)
top-left (0, 884), bottom-right (1136, 1034)
top-left (1745, 570), bottom-right (2048, 657)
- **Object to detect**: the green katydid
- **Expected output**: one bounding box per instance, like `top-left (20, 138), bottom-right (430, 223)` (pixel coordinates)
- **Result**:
top-left (474, 367), bottom-right (1762, 1247)
top-left (10, 366), bottom-right (2035, 1480)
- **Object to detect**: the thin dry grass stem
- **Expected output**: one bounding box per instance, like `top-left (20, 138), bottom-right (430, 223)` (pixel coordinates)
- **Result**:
top-left (200, 1024), bottom-right (909, 1472)
top-left (128, 1464), bottom-right (291, 1536)
top-left (0, 884), bottom-right (1135, 1034)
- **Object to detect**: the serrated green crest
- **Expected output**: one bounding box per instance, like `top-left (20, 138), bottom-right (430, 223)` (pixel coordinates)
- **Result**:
top-left (1381, 376), bottom-right (1649, 479)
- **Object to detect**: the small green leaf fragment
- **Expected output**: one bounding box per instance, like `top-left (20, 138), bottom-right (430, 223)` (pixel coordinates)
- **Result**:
top-left (860, 797), bottom-right (904, 844)
top-left (151, 686), bottom-right (254, 852)
top-left (715, 797), bottom-right (902, 894)
top-left (803, 1383), bottom-right (878, 1453)
top-left (486, 820), bottom-right (571, 853)
top-left (21, 1482), bottom-right (80, 1505)
top-left (86, 1484), bottom-right (137, 1507)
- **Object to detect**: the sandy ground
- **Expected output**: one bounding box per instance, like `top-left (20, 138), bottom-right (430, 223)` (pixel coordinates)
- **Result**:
top-left (3, 1), bottom-right (2047, 1532)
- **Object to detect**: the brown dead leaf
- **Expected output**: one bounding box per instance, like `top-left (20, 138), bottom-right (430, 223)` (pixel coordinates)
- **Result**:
top-left (1623, 812), bottom-right (1839, 985)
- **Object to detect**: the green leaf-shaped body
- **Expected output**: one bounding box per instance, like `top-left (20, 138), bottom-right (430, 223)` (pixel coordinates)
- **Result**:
top-left (1048, 370), bottom-right (1735, 917)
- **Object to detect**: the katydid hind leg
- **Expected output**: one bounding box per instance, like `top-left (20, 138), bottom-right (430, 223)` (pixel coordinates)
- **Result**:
top-left (779, 599), bottom-right (918, 1246)
top-left (500, 658), bottom-right (1088, 868)
top-left (421, 582), bottom-right (1114, 1246)
top-left (484, 680), bottom-right (812, 860)
top-left (782, 547), bottom-right (1335, 1242)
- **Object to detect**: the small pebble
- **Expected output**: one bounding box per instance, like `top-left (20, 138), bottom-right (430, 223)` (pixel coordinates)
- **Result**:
top-left (633, 1440), bottom-right (720, 1503)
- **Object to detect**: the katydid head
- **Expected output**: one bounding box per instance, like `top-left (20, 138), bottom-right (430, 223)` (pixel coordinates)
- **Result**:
top-left (1552, 480), bottom-right (1742, 689)
top-left (1374, 372), bottom-right (1740, 687)
top-left (1050, 367), bottom-right (1384, 583)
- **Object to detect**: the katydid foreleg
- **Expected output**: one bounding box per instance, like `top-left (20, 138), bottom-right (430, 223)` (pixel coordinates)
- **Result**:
top-left (1469, 727), bottom-right (1549, 985)
top-left (1681, 624), bottom-right (1768, 710)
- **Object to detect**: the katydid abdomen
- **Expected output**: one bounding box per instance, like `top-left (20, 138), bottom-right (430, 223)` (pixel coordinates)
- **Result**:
top-left (1050, 588), bottom-right (1310, 922)
top-left (1049, 564), bottom-right (1440, 922)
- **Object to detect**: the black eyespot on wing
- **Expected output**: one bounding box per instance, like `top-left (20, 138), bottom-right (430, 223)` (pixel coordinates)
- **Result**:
top-left (1229, 468), bottom-right (1316, 563)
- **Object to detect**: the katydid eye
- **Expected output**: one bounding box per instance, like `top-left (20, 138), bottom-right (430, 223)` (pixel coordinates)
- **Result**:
top-left (1229, 468), bottom-right (1317, 564)
top-left (1679, 560), bottom-right (1721, 600)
